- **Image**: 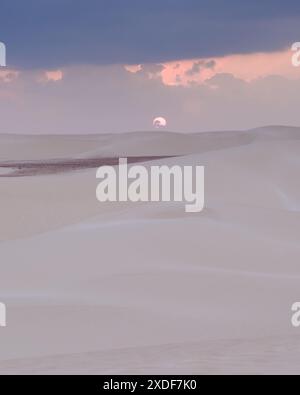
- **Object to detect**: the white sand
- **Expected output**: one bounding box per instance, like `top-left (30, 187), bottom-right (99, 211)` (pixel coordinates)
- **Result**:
top-left (0, 127), bottom-right (300, 374)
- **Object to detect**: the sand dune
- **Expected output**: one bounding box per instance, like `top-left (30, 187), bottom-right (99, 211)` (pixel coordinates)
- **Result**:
top-left (0, 127), bottom-right (300, 374)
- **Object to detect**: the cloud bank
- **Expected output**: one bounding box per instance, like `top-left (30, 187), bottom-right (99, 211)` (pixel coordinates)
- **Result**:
top-left (1, 62), bottom-right (300, 134)
top-left (1, 0), bottom-right (300, 68)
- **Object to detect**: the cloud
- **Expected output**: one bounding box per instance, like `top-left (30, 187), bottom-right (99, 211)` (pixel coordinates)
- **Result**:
top-left (0, 62), bottom-right (300, 134)
top-left (159, 49), bottom-right (299, 86)
top-left (44, 70), bottom-right (63, 82)
top-left (185, 60), bottom-right (216, 77)
top-left (1, 0), bottom-right (300, 68)
top-left (185, 62), bottom-right (203, 77)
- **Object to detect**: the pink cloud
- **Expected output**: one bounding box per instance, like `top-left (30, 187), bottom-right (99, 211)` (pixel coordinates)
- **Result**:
top-left (0, 69), bottom-right (19, 83)
top-left (43, 70), bottom-right (64, 82)
top-left (125, 48), bottom-right (299, 86)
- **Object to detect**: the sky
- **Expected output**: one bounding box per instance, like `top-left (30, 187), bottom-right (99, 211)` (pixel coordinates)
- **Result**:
top-left (0, 0), bottom-right (300, 133)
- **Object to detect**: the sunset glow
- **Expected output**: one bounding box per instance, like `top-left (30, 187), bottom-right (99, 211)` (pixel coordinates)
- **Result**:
top-left (44, 70), bottom-right (63, 82)
top-left (125, 48), bottom-right (299, 86)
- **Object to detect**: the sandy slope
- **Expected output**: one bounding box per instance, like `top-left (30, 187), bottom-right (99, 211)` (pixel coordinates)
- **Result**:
top-left (0, 127), bottom-right (300, 374)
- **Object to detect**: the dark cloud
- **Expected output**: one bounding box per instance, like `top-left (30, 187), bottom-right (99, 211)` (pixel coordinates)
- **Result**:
top-left (186, 62), bottom-right (203, 77)
top-left (1, 0), bottom-right (300, 68)
top-left (205, 60), bottom-right (216, 70)
top-left (186, 60), bottom-right (216, 76)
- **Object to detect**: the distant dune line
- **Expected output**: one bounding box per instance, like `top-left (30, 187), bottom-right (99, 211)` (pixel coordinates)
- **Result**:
top-left (0, 156), bottom-right (175, 177)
